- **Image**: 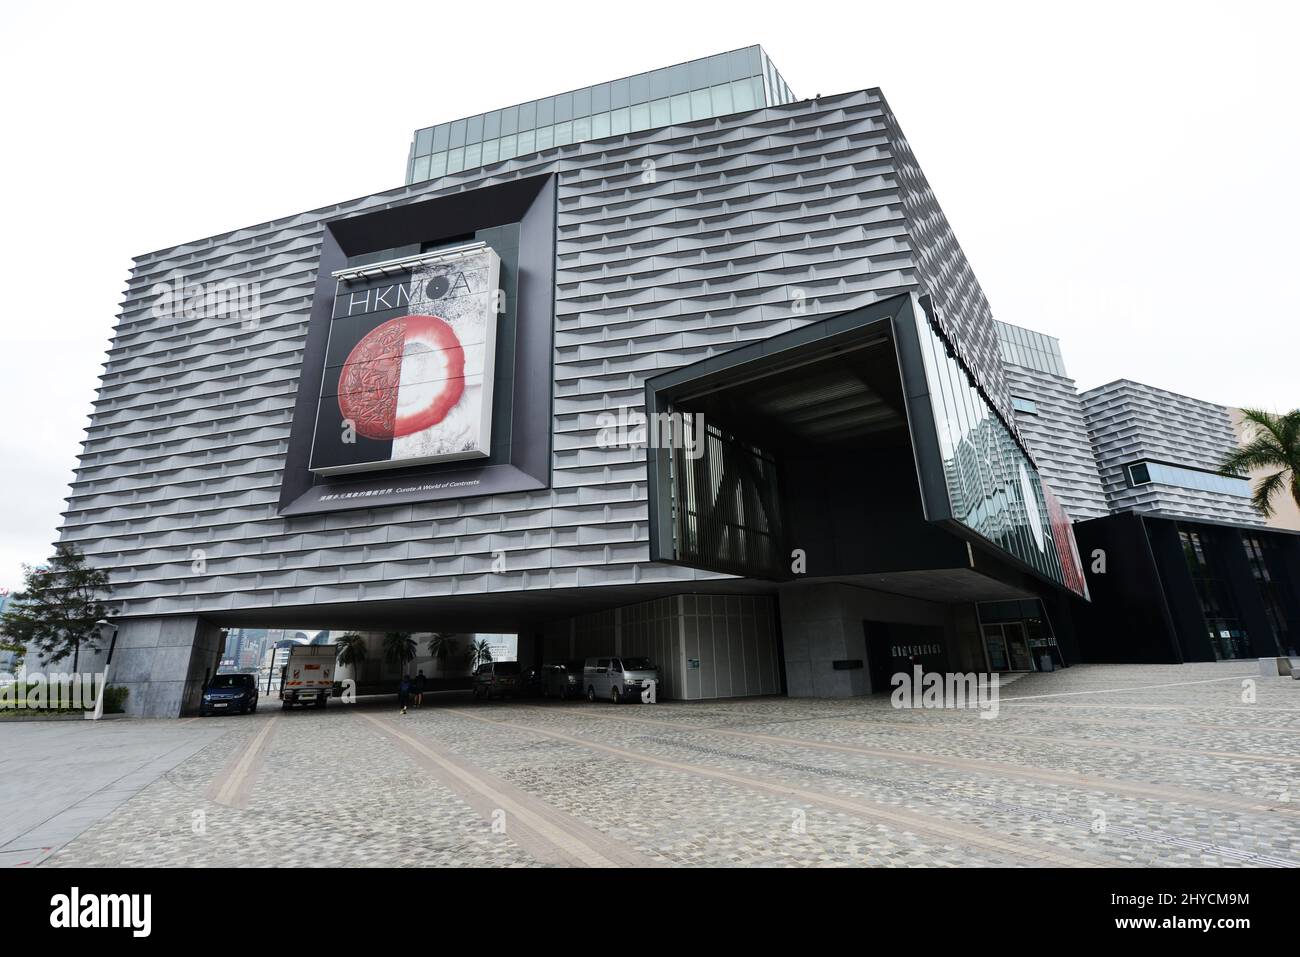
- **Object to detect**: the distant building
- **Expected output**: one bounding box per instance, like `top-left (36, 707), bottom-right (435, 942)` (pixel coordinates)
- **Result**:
top-left (1001, 328), bottom-right (1299, 663)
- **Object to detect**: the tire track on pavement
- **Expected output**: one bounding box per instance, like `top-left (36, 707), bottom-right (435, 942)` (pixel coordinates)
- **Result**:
top-left (206, 716), bottom-right (279, 809)
top-left (356, 712), bottom-right (655, 868)
top-left (542, 705), bottom-right (1300, 820)
top-left (448, 708), bottom-right (1109, 868)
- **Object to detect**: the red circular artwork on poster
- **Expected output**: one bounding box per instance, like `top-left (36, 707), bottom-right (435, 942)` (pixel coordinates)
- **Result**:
top-left (336, 314), bottom-right (465, 440)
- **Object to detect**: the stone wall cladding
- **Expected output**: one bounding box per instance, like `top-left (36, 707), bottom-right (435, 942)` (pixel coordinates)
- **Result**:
top-left (59, 89), bottom-right (1015, 619)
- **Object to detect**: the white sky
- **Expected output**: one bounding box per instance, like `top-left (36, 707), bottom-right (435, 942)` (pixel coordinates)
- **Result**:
top-left (1, 0), bottom-right (1296, 591)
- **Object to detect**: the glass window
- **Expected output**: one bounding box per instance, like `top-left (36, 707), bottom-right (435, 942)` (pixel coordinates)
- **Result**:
top-left (465, 114), bottom-right (483, 144)
top-left (428, 153), bottom-right (447, 178)
top-left (500, 106), bottom-right (519, 136)
top-left (592, 82), bottom-right (611, 113)
top-left (498, 134), bottom-right (517, 160)
top-left (516, 129), bottom-right (535, 155)
top-left (446, 147), bottom-right (464, 173)
top-left (669, 93), bottom-right (690, 123)
top-left (535, 124), bottom-right (554, 151)
top-left (481, 139), bottom-right (499, 164)
top-left (710, 83), bottom-right (734, 116)
top-left (431, 124), bottom-right (450, 151)
top-left (463, 142), bottom-right (481, 168)
top-left (1011, 396), bottom-right (1038, 415)
top-left (573, 116), bottom-right (591, 142)
top-left (554, 92), bottom-right (573, 123)
top-left (484, 110), bottom-right (501, 139)
top-left (708, 53), bottom-right (730, 86)
top-left (691, 88), bottom-right (712, 119)
top-left (573, 86), bottom-right (592, 116)
top-left (668, 63), bottom-right (690, 95)
top-left (650, 97), bottom-right (671, 128)
top-left (630, 102), bottom-right (651, 132)
top-left (728, 47), bottom-right (754, 80)
top-left (732, 77), bottom-right (756, 112)
top-left (610, 77), bottom-right (630, 109)
top-left (518, 100), bottom-right (536, 130)
top-left (415, 128), bottom-right (433, 155)
top-left (610, 107), bottom-right (630, 136)
top-left (688, 58), bottom-right (709, 90)
top-left (553, 121), bottom-right (572, 147)
top-left (649, 67), bottom-right (671, 98)
top-left (1128, 463), bottom-right (1152, 486)
top-left (591, 111), bottom-right (611, 139)
top-left (536, 96), bottom-right (554, 127)
top-left (912, 302), bottom-right (1083, 595)
top-left (412, 154), bottom-right (431, 181)
top-left (629, 72), bottom-right (650, 103)
top-left (751, 76), bottom-right (766, 108)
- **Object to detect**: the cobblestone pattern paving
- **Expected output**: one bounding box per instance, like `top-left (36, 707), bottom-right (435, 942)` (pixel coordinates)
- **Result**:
top-left (33, 663), bottom-right (1300, 867)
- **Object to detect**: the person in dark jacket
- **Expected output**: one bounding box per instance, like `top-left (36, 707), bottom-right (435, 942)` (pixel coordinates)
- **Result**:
top-left (413, 670), bottom-right (426, 707)
top-left (398, 674), bottom-right (411, 714)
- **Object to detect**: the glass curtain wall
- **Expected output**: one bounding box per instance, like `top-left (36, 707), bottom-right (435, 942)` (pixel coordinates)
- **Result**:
top-left (1179, 526), bottom-right (1251, 659)
top-left (913, 303), bottom-right (1086, 595)
top-left (408, 46), bottom-right (783, 183)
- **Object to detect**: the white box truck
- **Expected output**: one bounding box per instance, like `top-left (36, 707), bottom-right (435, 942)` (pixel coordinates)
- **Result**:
top-left (280, 645), bottom-right (337, 709)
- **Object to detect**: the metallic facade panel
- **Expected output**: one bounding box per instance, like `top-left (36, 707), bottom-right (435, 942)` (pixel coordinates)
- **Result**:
top-left (1081, 379), bottom-right (1264, 525)
top-left (61, 90), bottom-right (1018, 620)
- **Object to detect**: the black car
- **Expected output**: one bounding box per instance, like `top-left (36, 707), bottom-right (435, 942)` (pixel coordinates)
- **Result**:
top-left (542, 660), bottom-right (586, 700)
top-left (200, 673), bottom-right (259, 716)
top-left (521, 667), bottom-right (545, 697)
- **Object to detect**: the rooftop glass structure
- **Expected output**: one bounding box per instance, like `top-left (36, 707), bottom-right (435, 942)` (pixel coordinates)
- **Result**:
top-left (405, 45), bottom-right (796, 184)
top-left (995, 320), bottom-right (1067, 377)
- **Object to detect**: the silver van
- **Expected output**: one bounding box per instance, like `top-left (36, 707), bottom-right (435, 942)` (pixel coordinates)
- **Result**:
top-left (583, 657), bottom-right (661, 703)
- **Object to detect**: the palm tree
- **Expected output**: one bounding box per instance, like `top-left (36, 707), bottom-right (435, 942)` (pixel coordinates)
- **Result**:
top-left (427, 632), bottom-right (459, 673)
top-left (1219, 408), bottom-right (1300, 518)
top-left (334, 632), bottom-right (368, 678)
top-left (382, 631), bottom-right (417, 676)
top-left (468, 637), bottom-right (493, 671)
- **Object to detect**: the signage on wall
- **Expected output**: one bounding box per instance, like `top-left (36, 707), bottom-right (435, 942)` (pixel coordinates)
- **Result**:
top-left (308, 243), bottom-right (501, 476)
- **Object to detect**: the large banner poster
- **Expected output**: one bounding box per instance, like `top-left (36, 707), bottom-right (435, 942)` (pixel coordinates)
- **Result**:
top-left (309, 244), bottom-right (500, 475)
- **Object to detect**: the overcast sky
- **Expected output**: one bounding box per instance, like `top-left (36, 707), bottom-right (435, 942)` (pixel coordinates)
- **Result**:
top-left (1, 0), bottom-right (1296, 591)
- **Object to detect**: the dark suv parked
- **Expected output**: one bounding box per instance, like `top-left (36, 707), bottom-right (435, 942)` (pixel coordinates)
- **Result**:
top-left (472, 661), bottom-right (521, 700)
top-left (200, 673), bottom-right (259, 716)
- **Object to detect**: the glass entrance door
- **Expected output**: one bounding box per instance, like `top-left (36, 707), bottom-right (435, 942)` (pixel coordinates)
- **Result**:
top-left (983, 623), bottom-right (1035, 672)
top-left (1003, 622), bottom-right (1034, 671)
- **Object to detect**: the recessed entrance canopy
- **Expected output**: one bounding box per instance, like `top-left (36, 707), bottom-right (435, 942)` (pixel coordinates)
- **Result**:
top-left (644, 293), bottom-right (1088, 598)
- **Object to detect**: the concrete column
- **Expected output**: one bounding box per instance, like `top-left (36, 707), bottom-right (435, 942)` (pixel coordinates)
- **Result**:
top-left (777, 583), bottom-right (871, 697)
top-left (107, 616), bottom-right (225, 717)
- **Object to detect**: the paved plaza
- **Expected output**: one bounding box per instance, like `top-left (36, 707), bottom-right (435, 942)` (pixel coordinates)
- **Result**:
top-left (3, 662), bottom-right (1298, 867)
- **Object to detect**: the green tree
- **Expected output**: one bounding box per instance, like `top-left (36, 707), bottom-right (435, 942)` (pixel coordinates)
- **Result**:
top-left (427, 632), bottom-right (459, 671)
top-left (1219, 408), bottom-right (1300, 518)
top-left (468, 637), bottom-right (493, 671)
top-left (0, 544), bottom-right (112, 673)
top-left (334, 632), bottom-right (368, 676)
top-left (382, 631), bottom-right (417, 676)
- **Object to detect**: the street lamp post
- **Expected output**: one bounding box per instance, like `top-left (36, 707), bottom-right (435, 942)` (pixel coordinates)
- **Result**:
top-left (90, 618), bottom-right (118, 721)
